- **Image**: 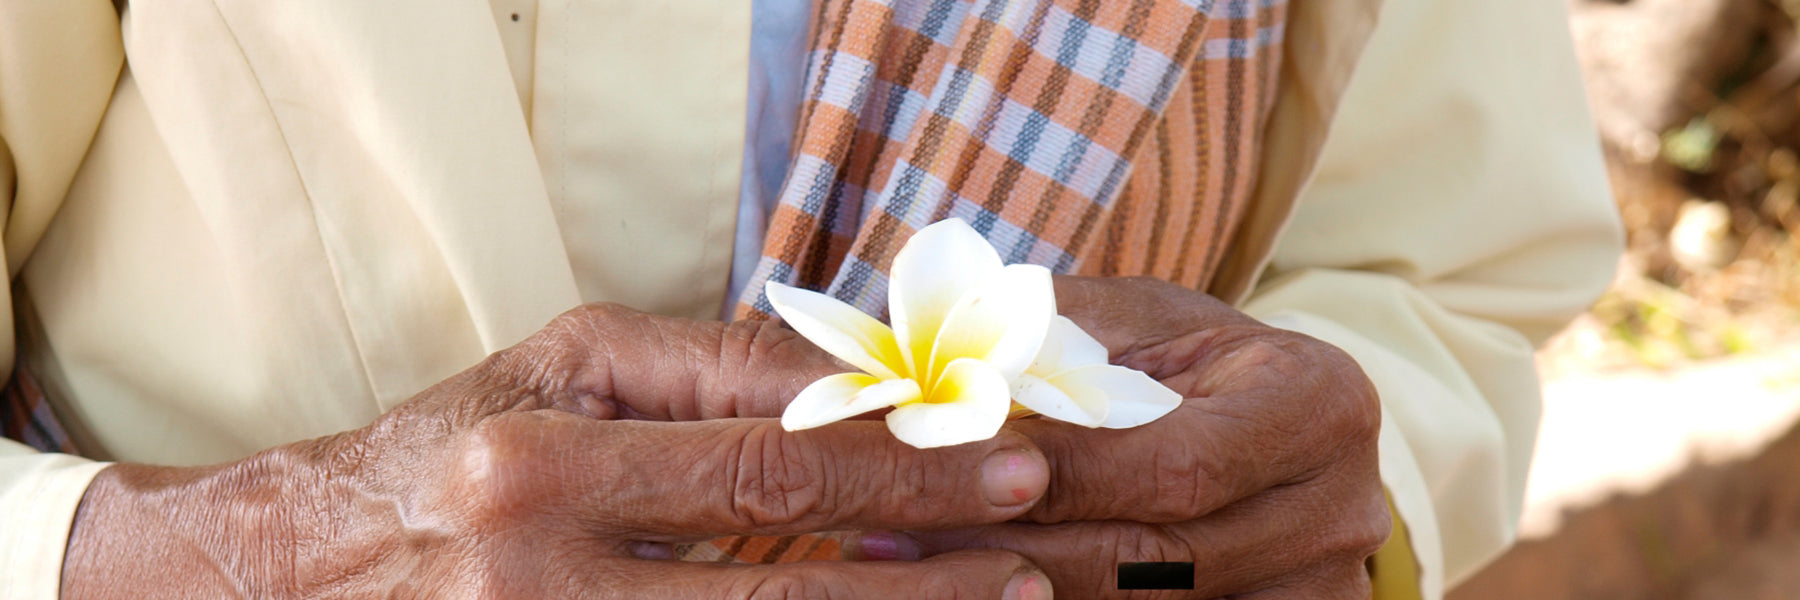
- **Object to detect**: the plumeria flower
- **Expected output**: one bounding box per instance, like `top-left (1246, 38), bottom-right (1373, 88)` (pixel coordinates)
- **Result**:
top-left (1009, 315), bottom-right (1184, 429)
top-left (765, 219), bottom-right (1183, 449)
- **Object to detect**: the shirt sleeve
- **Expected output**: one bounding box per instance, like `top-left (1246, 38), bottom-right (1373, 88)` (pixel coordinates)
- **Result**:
top-left (0, 2), bottom-right (124, 598)
top-left (1239, 0), bottom-right (1623, 597)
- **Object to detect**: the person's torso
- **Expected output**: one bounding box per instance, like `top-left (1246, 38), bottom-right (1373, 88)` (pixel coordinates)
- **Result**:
top-left (21, 0), bottom-right (1295, 464)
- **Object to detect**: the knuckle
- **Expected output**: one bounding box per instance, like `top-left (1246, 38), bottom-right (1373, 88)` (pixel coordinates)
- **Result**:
top-left (702, 320), bottom-right (832, 416)
top-left (729, 423), bottom-right (829, 529)
top-left (1348, 489), bottom-right (1395, 559)
top-left (1210, 334), bottom-right (1317, 396)
top-left (559, 301), bottom-right (633, 330)
top-left (1073, 526), bottom-right (1194, 600)
top-left (1233, 333), bottom-right (1382, 460)
top-left (1142, 443), bottom-right (1221, 520)
top-left (1110, 524), bottom-right (1193, 564)
top-left (1315, 484), bottom-right (1393, 564)
top-left (494, 309), bottom-right (609, 395)
top-left (753, 321), bottom-right (838, 370)
top-left (502, 302), bottom-right (648, 406)
top-left (450, 415), bottom-right (573, 526)
top-left (538, 302), bottom-right (640, 355)
top-left (1315, 345), bottom-right (1382, 446)
top-left (533, 304), bottom-right (617, 356)
top-left (1223, 334), bottom-right (1304, 371)
top-left (720, 318), bottom-right (795, 357)
top-left (451, 417), bottom-right (540, 523)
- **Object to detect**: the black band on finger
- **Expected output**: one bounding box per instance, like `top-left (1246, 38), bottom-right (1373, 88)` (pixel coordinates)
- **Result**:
top-left (1117, 562), bottom-right (1195, 590)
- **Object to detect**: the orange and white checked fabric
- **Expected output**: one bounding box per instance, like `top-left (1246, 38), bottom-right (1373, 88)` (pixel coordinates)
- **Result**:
top-left (706, 0), bottom-right (1288, 563)
top-left (734, 0), bottom-right (1286, 323)
top-left (0, 0), bottom-right (1288, 567)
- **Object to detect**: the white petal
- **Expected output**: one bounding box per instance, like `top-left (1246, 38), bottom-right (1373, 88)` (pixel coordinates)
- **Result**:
top-left (1009, 373), bottom-right (1107, 427)
top-left (888, 219), bottom-right (1003, 380)
top-left (1049, 365), bottom-right (1184, 429)
top-left (766, 282), bottom-right (906, 380)
top-left (782, 374), bottom-right (923, 431)
top-left (928, 264), bottom-right (1055, 381)
top-left (1027, 315), bottom-right (1111, 377)
top-left (884, 358), bottom-right (1011, 448)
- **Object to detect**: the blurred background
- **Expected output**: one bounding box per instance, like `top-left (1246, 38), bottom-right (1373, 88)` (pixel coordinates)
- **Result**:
top-left (1450, 1), bottom-right (1800, 598)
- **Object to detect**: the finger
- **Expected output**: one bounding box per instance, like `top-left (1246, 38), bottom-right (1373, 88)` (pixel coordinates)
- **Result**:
top-left (913, 519), bottom-right (1239, 598)
top-left (1229, 562), bottom-right (1374, 600)
top-left (1006, 366), bottom-right (1379, 524)
top-left (840, 530), bottom-right (926, 561)
top-left (490, 303), bottom-right (847, 421)
top-left (1049, 275), bottom-right (1260, 358)
top-left (469, 411), bottom-right (1051, 538)
top-left (1053, 275), bottom-right (1371, 405)
top-left (1004, 313), bottom-right (1381, 523)
top-left (907, 482), bottom-right (1387, 599)
top-left (573, 549), bottom-right (1051, 600)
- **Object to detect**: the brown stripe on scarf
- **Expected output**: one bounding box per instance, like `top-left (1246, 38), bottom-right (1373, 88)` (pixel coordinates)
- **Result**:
top-left (717, 0), bottom-right (1289, 562)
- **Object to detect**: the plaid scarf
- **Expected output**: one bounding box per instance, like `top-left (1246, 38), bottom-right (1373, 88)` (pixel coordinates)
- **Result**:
top-left (4, 0), bottom-right (1286, 567)
top-left (734, 0), bottom-right (1284, 323)
top-left (702, 0), bottom-right (1287, 563)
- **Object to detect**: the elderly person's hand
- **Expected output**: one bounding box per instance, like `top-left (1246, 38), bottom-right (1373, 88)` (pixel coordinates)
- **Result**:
top-left (60, 304), bottom-right (1057, 599)
top-left (862, 276), bottom-right (1391, 598)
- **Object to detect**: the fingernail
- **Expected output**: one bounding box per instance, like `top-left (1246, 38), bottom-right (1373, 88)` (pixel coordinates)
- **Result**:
top-left (1002, 572), bottom-right (1053, 600)
top-left (851, 530), bottom-right (904, 561)
top-left (981, 450), bottom-right (1048, 507)
top-left (625, 541), bottom-right (674, 560)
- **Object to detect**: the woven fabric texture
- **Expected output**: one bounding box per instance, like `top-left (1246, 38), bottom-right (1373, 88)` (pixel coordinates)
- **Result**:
top-left (707, 0), bottom-right (1287, 563)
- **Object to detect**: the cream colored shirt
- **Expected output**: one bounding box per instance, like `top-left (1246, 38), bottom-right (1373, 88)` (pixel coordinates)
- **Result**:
top-left (0, 0), bottom-right (1620, 598)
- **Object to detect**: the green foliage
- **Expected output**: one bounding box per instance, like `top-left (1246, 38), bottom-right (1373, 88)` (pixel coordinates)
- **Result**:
top-left (1662, 118), bottom-right (1721, 173)
top-left (1589, 276), bottom-right (1761, 369)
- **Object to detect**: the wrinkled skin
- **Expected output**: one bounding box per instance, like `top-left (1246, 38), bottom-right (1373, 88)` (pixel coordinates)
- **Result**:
top-left (61, 304), bottom-right (1056, 599)
top-left (61, 275), bottom-right (1387, 599)
top-left (856, 276), bottom-right (1392, 599)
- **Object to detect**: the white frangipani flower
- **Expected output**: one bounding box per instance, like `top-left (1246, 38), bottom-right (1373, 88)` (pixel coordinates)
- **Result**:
top-left (766, 218), bottom-right (1182, 449)
top-left (1009, 316), bottom-right (1184, 428)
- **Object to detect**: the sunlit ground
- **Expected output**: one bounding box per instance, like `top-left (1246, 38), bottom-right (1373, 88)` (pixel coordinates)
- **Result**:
top-left (1525, 327), bottom-right (1800, 537)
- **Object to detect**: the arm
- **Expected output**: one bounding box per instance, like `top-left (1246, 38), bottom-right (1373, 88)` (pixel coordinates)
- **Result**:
top-left (0, 2), bottom-right (125, 598)
top-left (1242, 0), bottom-right (1622, 595)
top-left (60, 305), bottom-right (1057, 599)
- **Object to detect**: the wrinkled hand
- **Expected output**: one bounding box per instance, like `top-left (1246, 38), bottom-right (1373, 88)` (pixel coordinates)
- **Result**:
top-left (61, 304), bottom-right (1058, 599)
top-left (866, 276), bottom-right (1391, 598)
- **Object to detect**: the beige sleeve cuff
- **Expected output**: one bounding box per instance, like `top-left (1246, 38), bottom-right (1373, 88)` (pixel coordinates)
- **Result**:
top-left (1249, 279), bottom-right (1548, 600)
top-left (0, 445), bottom-right (109, 600)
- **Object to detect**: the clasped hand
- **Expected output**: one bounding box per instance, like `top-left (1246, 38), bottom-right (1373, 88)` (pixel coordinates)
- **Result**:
top-left (62, 277), bottom-right (1387, 599)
